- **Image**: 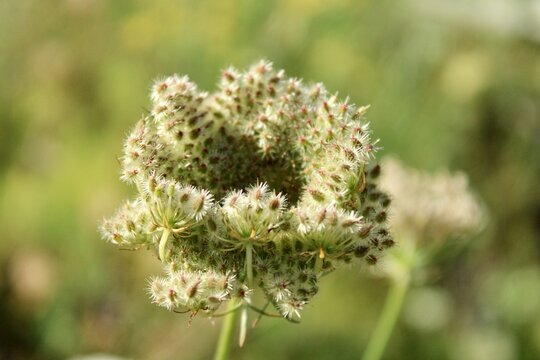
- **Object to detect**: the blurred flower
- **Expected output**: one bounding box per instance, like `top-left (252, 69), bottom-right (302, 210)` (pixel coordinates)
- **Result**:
top-left (374, 156), bottom-right (484, 283)
top-left (379, 156), bottom-right (484, 246)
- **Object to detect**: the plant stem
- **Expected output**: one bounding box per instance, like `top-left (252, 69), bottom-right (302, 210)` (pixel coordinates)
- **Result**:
top-left (361, 276), bottom-right (409, 360)
top-left (213, 301), bottom-right (238, 360)
top-left (239, 304), bottom-right (248, 347)
top-left (246, 243), bottom-right (253, 287)
top-left (314, 247), bottom-right (324, 273)
top-left (158, 228), bottom-right (171, 261)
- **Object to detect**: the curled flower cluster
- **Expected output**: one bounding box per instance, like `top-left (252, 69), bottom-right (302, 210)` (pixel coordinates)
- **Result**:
top-left (100, 60), bottom-right (392, 320)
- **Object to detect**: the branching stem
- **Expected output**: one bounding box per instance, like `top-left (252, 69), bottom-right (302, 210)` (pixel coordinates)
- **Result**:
top-left (213, 301), bottom-right (238, 360)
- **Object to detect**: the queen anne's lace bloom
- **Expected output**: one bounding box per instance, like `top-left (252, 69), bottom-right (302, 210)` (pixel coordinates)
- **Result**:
top-left (379, 157), bottom-right (484, 243)
top-left (100, 60), bottom-right (393, 320)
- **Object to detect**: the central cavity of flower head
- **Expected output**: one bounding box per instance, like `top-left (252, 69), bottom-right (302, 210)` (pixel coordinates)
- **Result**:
top-left (122, 60), bottom-right (308, 203)
top-left (102, 60), bottom-right (394, 320)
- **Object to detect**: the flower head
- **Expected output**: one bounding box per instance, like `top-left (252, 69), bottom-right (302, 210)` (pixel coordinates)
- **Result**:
top-left (379, 156), bottom-right (484, 243)
top-left (100, 60), bottom-right (392, 320)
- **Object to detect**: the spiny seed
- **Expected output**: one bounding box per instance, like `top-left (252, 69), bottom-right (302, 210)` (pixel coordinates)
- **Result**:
top-left (168, 289), bottom-right (177, 301)
top-left (327, 210), bottom-right (338, 226)
top-left (323, 101), bottom-right (330, 113)
top-left (155, 104), bottom-right (167, 114)
top-left (252, 187), bottom-right (263, 200)
top-left (315, 208), bottom-right (327, 224)
top-left (363, 207), bottom-right (375, 217)
top-left (378, 229), bottom-right (389, 236)
top-left (203, 137), bottom-right (214, 146)
top-left (223, 71), bottom-right (235, 82)
top-left (194, 195), bottom-right (207, 213)
top-left (238, 288), bottom-right (247, 298)
top-left (180, 192), bottom-right (190, 203)
top-left (382, 239), bottom-right (395, 248)
top-left (186, 280), bottom-right (201, 298)
top-left (381, 195), bottom-right (391, 207)
top-left (269, 197), bottom-right (281, 210)
top-left (187, 116), bottom-right (199, 127)
top-left (219, 275), bottom-right (229, 290)
top-left (354, 246), bottom-right (369, 258)
top-left (156, 82), bottom-right (168, 92)
top-left (341, 218), bottom-right (359, 228)
top-left (366, 254), bottom-right (378, 265)
top-left (343, 147), bottom-right (357, 161)
top-left (376, 211), bottom-right (387, 223)
top-left (370, 165), bottom-right (381, 178)
top-left (351, 137), bottom-right (363, 148)
top-left (189, 128), bottom-right (201, 139)
top-left (228, 194), bottom-right (239, 206)
top-left (330, 173), bottom-right (342, 183)
top-left (309, 188), bottom-right (325, 202)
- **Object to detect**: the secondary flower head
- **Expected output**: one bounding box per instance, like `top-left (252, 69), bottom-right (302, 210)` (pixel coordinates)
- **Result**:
top-left (379, 156), bottom-right (484, 243)
top-left (100, 60), bottom-right (393, 320)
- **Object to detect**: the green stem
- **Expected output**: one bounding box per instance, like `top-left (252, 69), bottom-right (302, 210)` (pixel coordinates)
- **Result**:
top-left (158, 228), bottom-right (171, 261)
top-left (245, 243), bottom-right (253, 287)
top-left (239, 304), bottom-right (248, 347)
top-left (213, 301), bottom-right (238, 360)
top-left (361, 276), bottom-right (409, 360)
top-left (314, 247), bottom-right (324, 273)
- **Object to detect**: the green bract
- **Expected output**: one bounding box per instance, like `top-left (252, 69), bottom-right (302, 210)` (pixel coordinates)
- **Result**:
top-left (100, 60), bottom-right (393, 320)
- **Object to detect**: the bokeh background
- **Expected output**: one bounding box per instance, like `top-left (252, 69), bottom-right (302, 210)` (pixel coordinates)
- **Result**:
top-left (1, 0), bottom-right (539, 359)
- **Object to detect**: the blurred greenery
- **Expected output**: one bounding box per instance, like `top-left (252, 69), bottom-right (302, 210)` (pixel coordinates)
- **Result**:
top-left (1, 0), bottom-right (539, 359)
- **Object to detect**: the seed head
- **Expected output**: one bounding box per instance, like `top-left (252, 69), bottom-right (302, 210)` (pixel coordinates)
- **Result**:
top-left (101, 60), bottom-right (393, 320)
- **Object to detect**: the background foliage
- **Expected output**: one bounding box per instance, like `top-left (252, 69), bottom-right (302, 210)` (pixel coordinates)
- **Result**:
top-left (1, 0), bottom-right (539, 359)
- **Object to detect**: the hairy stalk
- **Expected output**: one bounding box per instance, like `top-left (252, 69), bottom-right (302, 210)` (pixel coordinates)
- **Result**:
top-left (213, 301), bottom-right (239, 360)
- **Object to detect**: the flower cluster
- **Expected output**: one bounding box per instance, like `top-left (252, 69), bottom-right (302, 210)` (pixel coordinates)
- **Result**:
top-left (379, 157), bottom-right (484, 243)
top-left (100, 60), bottom-right (392, 320)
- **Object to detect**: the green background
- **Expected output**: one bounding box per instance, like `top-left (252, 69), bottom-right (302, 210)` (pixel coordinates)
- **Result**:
top-left (1, 0), bottom-right (539, 359)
